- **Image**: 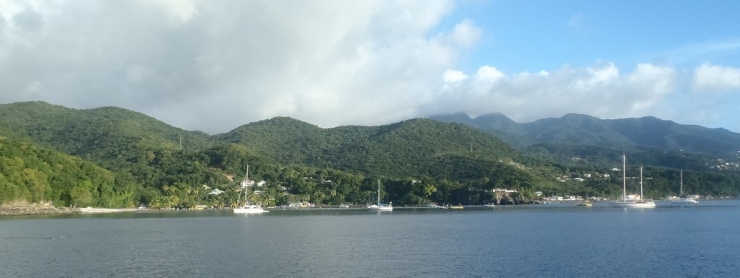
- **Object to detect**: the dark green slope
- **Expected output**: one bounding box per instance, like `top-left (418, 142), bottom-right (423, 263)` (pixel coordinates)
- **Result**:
top-left (523, 114), bottom-right (632, 148)
top-left (0, 136), bottom-right (134, 207)
top-left (214, 116), bottom-right (326, 163)
top-left (522, 114), bottom-right (740, 153)
top-left (608, 116), bottom-right (740, 153)
top-left (0, 101), bottom-right (211, 167)
top-left (217, 117), bottom-right (524, 180)
top-left (433, 112), bottom-right (740, 155)
top-left (430, 113), bottom-right (531, 147)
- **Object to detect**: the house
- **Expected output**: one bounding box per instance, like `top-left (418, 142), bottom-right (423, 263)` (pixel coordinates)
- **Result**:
top-left (240, 180), bottom-right (255, 187)
top-left (583, 174), bottom-right (591, 178)
top-left (257, 181), bottom-right (267, 187)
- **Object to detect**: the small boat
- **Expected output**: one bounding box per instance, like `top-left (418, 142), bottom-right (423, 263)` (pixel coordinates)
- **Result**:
top-left (368, 180), bottom-right (392, 212)
top-left (426, 203), bottom-right (447, 209)
top-left (576, 201), bottom-right (592, 207)
top-left (483, 203), bottom-right (496, 208)
top-left (669, 170), bottom-right (699, 205)
top-left (449, 204), bottom-right (464, 209)
top-left (234, 165), bottom-right (268, 214)
top-left (339, 204), bottom-right (350, 208)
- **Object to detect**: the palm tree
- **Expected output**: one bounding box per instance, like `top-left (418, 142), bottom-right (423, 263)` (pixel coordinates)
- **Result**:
top-left (314, 191), bottom-right (325, 204)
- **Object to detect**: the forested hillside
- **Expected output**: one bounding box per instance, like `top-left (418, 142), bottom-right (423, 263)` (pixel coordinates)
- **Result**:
top-left (0, 136), bottom-right (130, 207)
top-left (0, 101), bottom-right (212, 166)
top-left (218, 117), bottom-right (519, 178)
top-left (1, 102), bottom-right (739, 209)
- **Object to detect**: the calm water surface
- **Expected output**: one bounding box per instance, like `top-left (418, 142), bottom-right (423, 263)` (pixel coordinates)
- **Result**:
top-left (2, 201), bottom-right (739, 277)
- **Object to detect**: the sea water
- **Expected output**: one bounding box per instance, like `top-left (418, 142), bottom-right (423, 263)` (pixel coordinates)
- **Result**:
top-left (1, 201), bottom-right (739, 277)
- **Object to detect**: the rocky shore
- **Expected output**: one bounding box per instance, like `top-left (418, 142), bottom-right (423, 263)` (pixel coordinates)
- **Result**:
top-left (0, 204), bottom-right (80, 216)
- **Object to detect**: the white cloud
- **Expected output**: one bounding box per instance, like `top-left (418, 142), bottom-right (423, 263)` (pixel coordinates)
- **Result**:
top-left (428, 62), bottom-right (677, 123)
top-left (693, 64), bottom-right (740, 92)
top-left (444, 19), bottom-right (481, 48)
top-left (443, 70), bottom-right (468, 82)
top-left (0, 0), bottom-right (475, 133)
top-left (0, 1), bottom-right (735, 134)
top-left (475, 66), bottom-right (505, 82)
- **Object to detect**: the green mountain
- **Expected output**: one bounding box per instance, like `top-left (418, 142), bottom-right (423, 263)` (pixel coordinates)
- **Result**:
top-left (217, 117), bottom-right (521, 179)
top-left (432, 112), bottom-right (740, 154)
top-left (2, 101), bottom-right (739, 209)
top-left (1, 102), bottom-right (546, 207)
top-left (0, 136), bottom-right (134, 207)
top-left (430, 113), bottom-right (531, 147)
top-left (431, 112), bottom-right (740, 169)
top-left (522, 114), bottom-right (740, 154)
top-left (0, 101), bottom-right (212, 168)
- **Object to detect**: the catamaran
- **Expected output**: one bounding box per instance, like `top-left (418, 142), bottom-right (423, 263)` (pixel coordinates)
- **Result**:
top-left (611, 155), bottom-right (656, 208)
top-left (670, 170), bottom-right (699, 205)
top-left (368, 180), bottom-right (392, 211)
top-left (233, 165), bottom-right (268, 214)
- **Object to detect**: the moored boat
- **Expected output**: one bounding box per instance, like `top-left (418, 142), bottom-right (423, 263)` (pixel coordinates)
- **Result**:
top-left (669, 170), bottom-right (699, 205)
top-left (368, 180), bottom-right (392, 212)
top-left (611, 155), bottom-right (656, 208)
top-left (233, 165), bottom-right (268, 214)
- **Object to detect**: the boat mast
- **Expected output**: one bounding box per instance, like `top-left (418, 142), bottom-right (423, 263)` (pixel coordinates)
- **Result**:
top-left (377, 180), bottom-right (381, 206)
top-left (680, 170), bottom-right (684, 196)
top-left (622, 154), bottom-right (627, 202)
top-left (640, 166), bottom-right (645, 201)
top-left (241, 165), bottom-right (250, 206)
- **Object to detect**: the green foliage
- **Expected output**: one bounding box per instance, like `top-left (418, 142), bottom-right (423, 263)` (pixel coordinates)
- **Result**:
top-left (2, 102), bottom-right (739, 209)
top-left (0, 136), bottom-right (128, 207)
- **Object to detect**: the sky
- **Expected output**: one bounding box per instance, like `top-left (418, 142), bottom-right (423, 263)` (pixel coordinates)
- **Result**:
top-left (1, 0), bottom-right (739, 134)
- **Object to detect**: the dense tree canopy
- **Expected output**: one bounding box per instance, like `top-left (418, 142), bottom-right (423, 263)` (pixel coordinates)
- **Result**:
top-left (1, 102), bottom-right (739, 209)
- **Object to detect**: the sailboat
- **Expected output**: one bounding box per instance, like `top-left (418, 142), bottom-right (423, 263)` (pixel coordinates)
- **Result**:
top-left (670, 170), bottom-right (699, 205)
top-left (611, 155), bottom-right (656, 208)
top-left (233, 165), bottom-right (268, 214)
top-left (367, 180), bottom-right (393, 211)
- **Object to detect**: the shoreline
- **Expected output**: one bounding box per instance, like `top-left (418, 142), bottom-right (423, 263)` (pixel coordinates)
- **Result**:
top-left (0, 204), bottom-right (80, 216)
top-left (0, 205), bottom-right (140, 216)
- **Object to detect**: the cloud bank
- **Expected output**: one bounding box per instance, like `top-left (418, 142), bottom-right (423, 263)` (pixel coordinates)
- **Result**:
top-left (429, 62), bottom-right (677, 123)
top-left (0, 1), bottom-right (738, 133)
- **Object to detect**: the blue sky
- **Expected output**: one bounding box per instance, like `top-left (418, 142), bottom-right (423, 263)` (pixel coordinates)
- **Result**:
top-left (438, 0), bottom-right (740, 131)
top-left (0, 0), bottom-right (739, 133)
top-left (451, 0), bottom-right (740, 72)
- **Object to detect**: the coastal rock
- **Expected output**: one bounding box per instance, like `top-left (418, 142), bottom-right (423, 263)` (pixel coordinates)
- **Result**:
top-left (0, 204), bottom-right (80, 216)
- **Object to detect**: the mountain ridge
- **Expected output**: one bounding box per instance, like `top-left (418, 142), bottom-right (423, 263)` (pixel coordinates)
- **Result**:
top-left (431, 112), bottom-right (740, 155)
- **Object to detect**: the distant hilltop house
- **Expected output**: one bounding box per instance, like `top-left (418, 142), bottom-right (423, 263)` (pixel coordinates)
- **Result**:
top-left (611, 168), bottom-right (620, 171)
top-left (492, 188), bottom-right (518, 193)
top-left (240, 180), bottom-right (254, 187)
top-left (240, 180), bottom-right (267, 187)
top-left (208, 189), bottom-right (224, 195)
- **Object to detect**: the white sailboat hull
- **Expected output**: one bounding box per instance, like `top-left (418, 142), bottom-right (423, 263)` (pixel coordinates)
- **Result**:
top-left (367, 204), bottom-right (393, 211)
top-left (611, 201), bottom-right (656, 208)
top-left (369, 180), bottom-right (392, 211)
top-left (234, 205), bottom-right (268, 214)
